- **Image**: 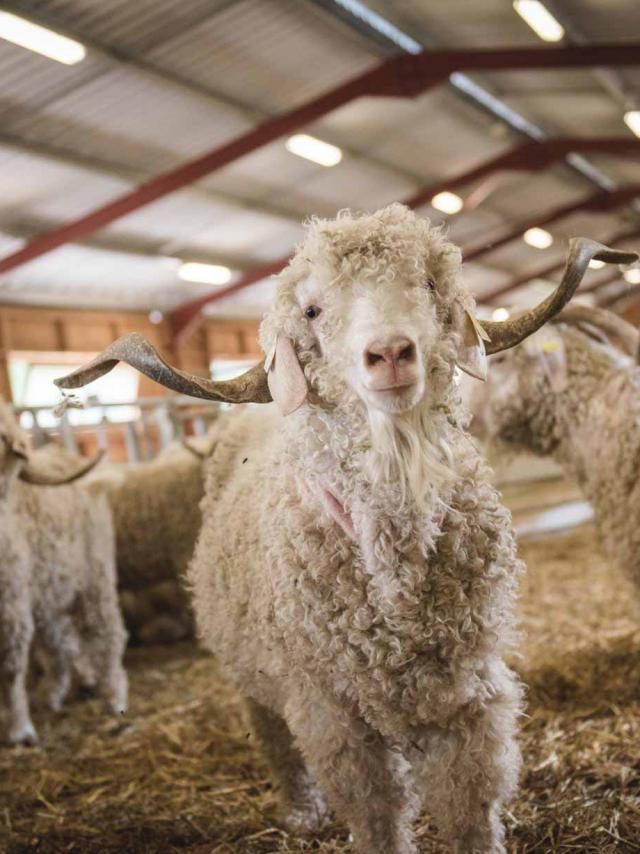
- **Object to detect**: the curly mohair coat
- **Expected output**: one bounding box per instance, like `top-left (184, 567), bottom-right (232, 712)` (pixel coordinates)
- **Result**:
top-left (0, 402), bottom-right (128, 745)
top-left (187, 204), bottom-right (523, 853)
top-left (91, 439), bottom-right (210, 643)
top-left (479, 319), bottom-right (640, 591)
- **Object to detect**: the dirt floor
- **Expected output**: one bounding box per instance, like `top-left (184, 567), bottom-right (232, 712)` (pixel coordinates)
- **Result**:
top-left (2, 479), bottom-right (640, 853)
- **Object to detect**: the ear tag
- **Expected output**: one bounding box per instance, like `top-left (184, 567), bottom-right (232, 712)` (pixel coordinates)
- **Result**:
top-left (266, 335), bottom-right (308, 416)
top-left (538, 336), bottom-right (567, 393)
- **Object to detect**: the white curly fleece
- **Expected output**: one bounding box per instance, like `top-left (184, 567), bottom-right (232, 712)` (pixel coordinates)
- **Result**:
top-left (188, 205), bottom-right (523, 854)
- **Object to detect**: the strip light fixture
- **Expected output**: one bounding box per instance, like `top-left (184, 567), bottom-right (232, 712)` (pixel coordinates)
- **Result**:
top-left (513, 0), bottom-right (565, 42)
top-left (178, 262), bottom-right (232, 286)
top-left (0, 11), bottom-right (86, 64)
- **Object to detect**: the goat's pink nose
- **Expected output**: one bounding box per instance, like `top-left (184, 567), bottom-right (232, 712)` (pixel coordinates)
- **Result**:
top-left (365, 337), bottom-right (416, 369)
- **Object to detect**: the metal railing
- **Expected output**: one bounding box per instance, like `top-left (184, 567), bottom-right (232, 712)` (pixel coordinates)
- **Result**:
top-left (14, 396), bottom-right (221, 462)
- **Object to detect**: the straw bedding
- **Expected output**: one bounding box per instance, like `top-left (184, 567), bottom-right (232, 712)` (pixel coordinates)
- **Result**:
top-left (2, 481), bottom-right (639, 853)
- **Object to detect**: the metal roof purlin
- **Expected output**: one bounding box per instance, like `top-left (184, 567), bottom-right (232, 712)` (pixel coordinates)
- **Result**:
top-left (2, 43), bottom-right (640, 277)
top-left (463, 185), bottom-right (640, 263)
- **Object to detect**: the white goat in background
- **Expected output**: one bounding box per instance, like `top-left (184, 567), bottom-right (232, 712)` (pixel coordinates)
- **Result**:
top-left (0, 401), bottom-right (128, 745)
top-left (57, 205), bottom-right (636, 853)
top-left (473, 303), bottom-right (640, 593)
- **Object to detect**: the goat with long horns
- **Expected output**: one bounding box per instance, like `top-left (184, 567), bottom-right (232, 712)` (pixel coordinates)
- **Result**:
top-left (56, 204), bottom-right (637, 853)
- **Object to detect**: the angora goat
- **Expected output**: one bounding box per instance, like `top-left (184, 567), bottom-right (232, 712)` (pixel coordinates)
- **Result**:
top-left (474, 303), bottom-right (640, 593)
top-left (0, 401), bottom-right (127, 745)
top-left (57, 204), bottom-right (636, 853)
top-left (90, 437), bottom-right (213, 644)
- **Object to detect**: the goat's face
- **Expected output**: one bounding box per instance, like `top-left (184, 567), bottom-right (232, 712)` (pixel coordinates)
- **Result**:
top-left (475, 334), bottom-right (564, 454)
top-left (263, 204), bottom-right (470, 417)
top-left (294, 270), bottom-right (440, 414)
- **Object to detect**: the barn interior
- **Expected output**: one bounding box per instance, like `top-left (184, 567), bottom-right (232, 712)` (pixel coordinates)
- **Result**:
top-left (1, 1), bottom-right (640, 852)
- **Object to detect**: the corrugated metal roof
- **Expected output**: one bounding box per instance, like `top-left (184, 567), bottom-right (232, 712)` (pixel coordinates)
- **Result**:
top-left (148, 0), bottom-right (382, 113)
top-left (0, 0), bottom-right (637, 316)
top-left (13, 0), bottom-right (232, 53)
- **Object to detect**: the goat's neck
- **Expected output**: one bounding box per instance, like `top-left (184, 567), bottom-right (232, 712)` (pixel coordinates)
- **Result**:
top-left (293, 401), bottom-right (459, 539)
top-left (286, 402), bottom-right (467, 630)
top-left (551, 350), bottom-right (638, 491)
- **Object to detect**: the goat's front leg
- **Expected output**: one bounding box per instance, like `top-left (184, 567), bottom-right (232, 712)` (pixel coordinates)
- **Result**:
top-left (38, 614), bottom-right (82, 712)
top-left (244, 696), bottom-right (328, 833)
top-left (414, 664), bottom-right (522, 854)
top-left (0, 602), bottom-right (37, 745)
top-left (285, 687), bottom-right (418, 854)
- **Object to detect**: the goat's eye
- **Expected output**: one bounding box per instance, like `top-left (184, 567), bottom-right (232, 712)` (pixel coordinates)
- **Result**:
top-left (424, 278), bottom-right (435, 291)
top-left (304, 305), bottom-right (321, 320)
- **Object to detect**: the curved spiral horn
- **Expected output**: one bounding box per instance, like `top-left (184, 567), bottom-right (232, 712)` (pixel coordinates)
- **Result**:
top-left (20, 449), bottom-right (104, 486)
top-left (482, 238), bottom-right (638, 354)
top-left (54, 333), bottom-right (272, 404)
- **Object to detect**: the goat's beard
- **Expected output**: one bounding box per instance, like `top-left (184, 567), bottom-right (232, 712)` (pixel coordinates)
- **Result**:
top-left (365, 402), bottom-right (455, 511)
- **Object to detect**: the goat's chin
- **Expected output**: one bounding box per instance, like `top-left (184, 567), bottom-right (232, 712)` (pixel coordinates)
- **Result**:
top-left (362, 381), bottom-right (424, 414)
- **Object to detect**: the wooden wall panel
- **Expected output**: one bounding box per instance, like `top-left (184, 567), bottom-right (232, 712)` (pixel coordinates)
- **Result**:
top-left (622, 303), bottom-right (640, 327)
top-left (0, 304), bottom-right (261, 402)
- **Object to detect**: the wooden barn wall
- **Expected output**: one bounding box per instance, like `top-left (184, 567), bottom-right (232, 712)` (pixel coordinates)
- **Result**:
top-left (0, 305), bottom-right (261, 402)
top-left (622, 302), bottom-right (640, 327)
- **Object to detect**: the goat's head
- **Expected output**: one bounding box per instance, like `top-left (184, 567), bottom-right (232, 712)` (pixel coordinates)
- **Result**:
top-left (0, 398), bottom-right (102, 494)
top-left (473, 304), bottom-right (639, 455)
top-left (54, 205), bottom-right (637, 422)
top-left (261, 204), bottom-right (475, 417)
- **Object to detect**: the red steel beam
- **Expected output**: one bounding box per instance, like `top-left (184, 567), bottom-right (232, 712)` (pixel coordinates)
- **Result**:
top-left (405, 137), bottom-right (640, 209)
top-left (479, 224), bottom-right (640, 304)
top-left (2, 43), bottom-right (640, 277)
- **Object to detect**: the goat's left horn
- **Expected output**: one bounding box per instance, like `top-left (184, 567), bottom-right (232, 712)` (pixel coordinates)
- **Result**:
top-left (482, 238), bottom-right (638, 354)
top-left (54, 333), bottom-right (273, 405)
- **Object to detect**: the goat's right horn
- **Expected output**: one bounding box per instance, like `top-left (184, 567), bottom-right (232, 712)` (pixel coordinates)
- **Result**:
top-left (54, 333), bottom-right (273, 404)
top-left (553, 304), bottom-right (639, 356)
top-left (482, 238), bottom-right (638, 354)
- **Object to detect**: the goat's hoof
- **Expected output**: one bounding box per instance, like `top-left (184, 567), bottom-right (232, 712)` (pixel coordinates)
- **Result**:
top-left (284, 809), bottom-right (323, 835)
top-left (283, 797), bottom-right (328, 835)
top-left (49, 691), bottom-right (68, 713)
top-left (77, 683), bottom-right (98, 700)
top-left (8, 721), bottom-right (38, 747)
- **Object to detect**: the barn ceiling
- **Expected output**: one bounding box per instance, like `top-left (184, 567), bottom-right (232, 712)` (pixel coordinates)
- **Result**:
top-left (0, 0), bottom-right (638, 322)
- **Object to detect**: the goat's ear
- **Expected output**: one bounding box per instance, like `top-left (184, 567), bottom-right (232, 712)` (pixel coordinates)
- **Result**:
top-left (182, 435), bottom-right (216, 459)
top-left (266, 335), bottom-right (308, 416)
top-left (453, 306), bottom-right (488, 381)
top-left (9, 435), bottom-right (29, 461)
top-left (536, 338), bottom-right (568, 393)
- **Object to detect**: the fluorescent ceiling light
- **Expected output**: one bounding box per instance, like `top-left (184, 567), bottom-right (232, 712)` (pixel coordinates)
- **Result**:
top-left (333, 0), bottom-right (422, 54)
top-left (624, 110), bottom-right (640, 138)
top-left (513, 0), bottom-right (564, 42)
top-left (0, 12), bottom-right (86, 64)
top-left (491, 307), bottom-right (510, 321)
top-left (285, 134), bottom-right (342, 167)
top-left (624, 268), bottom-right (640, 284)
top-left (178, 262), bottom-right (231, 285)
top-left (431, 191), bottom-right (463, 215)
top-left (588, 259), bottom-right (605, 269)
top-left (523, 227), bottom-right (553, 249)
